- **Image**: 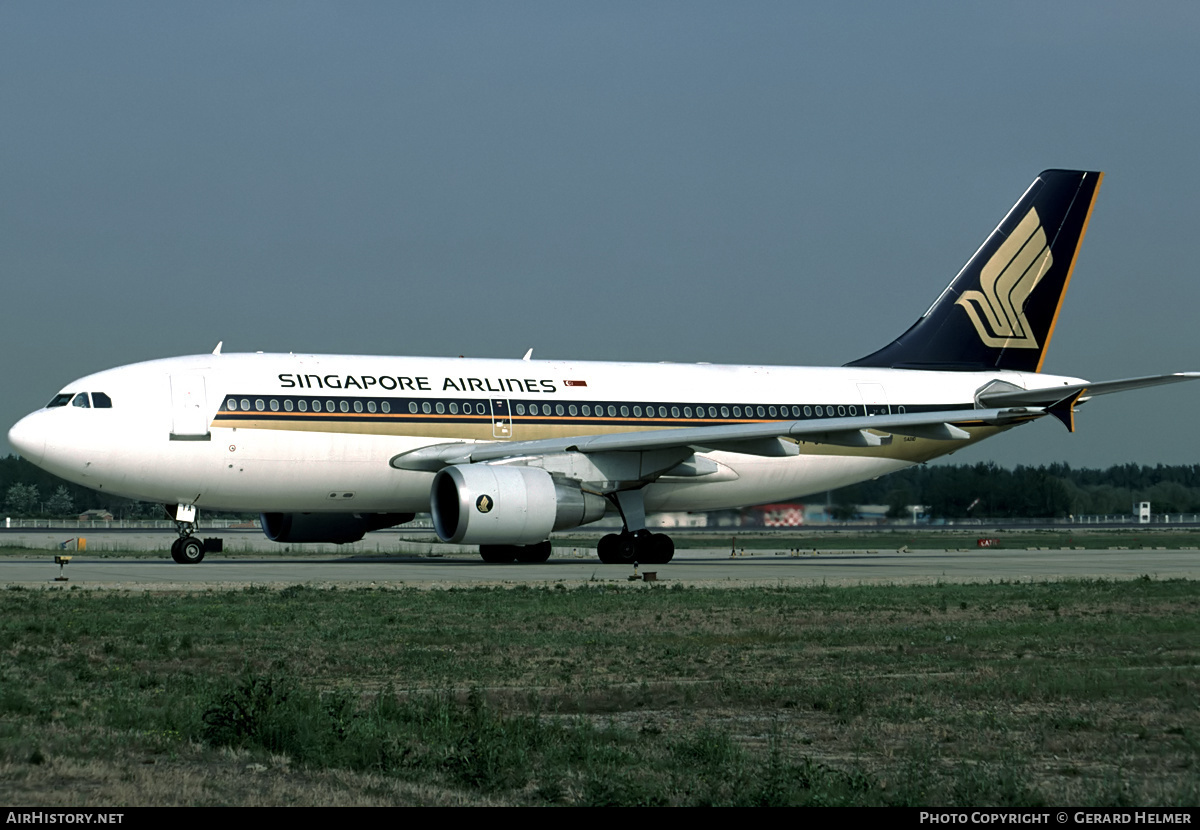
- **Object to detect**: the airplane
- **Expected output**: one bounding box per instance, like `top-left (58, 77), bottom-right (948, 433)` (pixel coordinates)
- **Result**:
top-left (7, 169), bottom-right (1198, 565)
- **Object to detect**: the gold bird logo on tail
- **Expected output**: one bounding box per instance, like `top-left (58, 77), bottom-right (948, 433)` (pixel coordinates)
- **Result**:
top-left (956, 207), bottom-right (1053, 349)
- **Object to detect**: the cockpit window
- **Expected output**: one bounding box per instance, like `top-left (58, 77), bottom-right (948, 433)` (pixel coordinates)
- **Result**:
top-left (46, 391), bottom-right (112, 409)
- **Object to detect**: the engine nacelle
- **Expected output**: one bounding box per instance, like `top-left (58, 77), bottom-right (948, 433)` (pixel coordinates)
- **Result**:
top-left (431, 465), bottom-right (606, 545)
top-left (260, 512), bottom-right (414, 544)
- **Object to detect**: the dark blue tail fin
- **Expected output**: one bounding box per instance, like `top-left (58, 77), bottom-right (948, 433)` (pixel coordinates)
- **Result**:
top-left (847, 169), bottom-right (1103, 373)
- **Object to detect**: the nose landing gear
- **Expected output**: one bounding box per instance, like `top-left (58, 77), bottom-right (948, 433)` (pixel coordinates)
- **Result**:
top-left (171, 535), bottom-right (206, 564)
top-left (167, 503), bottom-right (217, 564)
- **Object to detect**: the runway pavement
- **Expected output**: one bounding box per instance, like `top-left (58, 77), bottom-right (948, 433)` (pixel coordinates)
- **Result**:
top-left (2, 544), bottom-right (1197, 589)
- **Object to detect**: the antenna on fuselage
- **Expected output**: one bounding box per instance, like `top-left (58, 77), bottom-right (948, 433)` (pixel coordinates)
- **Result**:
top-left (522, 348), bottom-right (533, 361)
top-left (212, 341), bottom-right (223, 355)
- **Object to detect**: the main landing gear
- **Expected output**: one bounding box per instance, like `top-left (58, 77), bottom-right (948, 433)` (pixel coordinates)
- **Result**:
top-left (596, 488), bottom-right (675, 565)
top-left (596, 530), bottom-right (674, 565)
top-left (479, 541), bottom-right (553, 563)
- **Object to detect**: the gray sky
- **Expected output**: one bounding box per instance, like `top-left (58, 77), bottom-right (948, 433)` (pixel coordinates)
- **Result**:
top-left (2, 2), bottom-right (1197, 468)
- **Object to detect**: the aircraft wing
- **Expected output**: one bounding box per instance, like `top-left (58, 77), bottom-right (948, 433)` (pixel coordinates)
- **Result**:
top-left (389, 405), bottom-right (1045, 472)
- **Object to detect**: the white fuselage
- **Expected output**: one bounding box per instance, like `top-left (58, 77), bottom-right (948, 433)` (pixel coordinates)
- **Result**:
top-left (7, 352), bottom-right (1083, 519)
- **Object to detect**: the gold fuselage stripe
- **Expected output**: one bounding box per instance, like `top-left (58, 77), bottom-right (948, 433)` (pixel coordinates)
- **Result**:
top-left (209, 393), bottom-right (1003, 465)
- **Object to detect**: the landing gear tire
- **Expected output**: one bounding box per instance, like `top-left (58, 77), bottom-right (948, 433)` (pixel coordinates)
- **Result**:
top-left (514, 541), bottom-right (553, 563)
top-left (597, 531), bottom-right (673, 565)
top-left (479, 545), bottom-right (517, 563)
top-left (642, 533), bottom-right (675, 565)
top-left (597, 532), bottom-right (638, 564)
top-left (171, 536), bottom-right (205, 565)
top-left (480, 541), bottom-right (554, 564)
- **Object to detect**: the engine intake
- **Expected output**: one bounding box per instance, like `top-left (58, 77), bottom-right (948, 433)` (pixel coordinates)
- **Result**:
top-left (260, 512), bottom-right (414, 544)
top-left (431, 465), bottom-right (606, 545)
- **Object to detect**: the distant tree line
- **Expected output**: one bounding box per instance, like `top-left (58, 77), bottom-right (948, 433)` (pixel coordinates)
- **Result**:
top-left (4, 453), bottom-right (1200, 521)
top-left (827, 462), bottom-right (1200, 519)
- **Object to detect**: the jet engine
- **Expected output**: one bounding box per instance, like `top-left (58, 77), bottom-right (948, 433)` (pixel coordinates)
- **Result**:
top-left (260, 512), bottom-right (414, 544)
top-left (431, 464), bottom-right (606, 545)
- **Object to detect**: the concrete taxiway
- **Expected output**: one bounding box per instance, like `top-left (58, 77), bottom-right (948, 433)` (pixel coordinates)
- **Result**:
top-left (2, 544), bottom-right (1198, 589)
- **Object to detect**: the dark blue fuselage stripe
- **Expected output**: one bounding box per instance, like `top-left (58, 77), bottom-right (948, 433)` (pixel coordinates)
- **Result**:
top-left (212, 393), bottom-right (973, 426)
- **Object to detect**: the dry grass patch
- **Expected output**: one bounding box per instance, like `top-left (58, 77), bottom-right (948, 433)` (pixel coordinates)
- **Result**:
top-left (2, 579), bottom-right (1197, 806)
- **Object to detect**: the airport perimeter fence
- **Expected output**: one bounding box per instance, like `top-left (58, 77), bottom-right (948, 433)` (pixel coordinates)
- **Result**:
top-left (1069, 513), bottom-right (1200, 525)
top-left (794, 515), bottom-right (1200, 528)
top-left (3, 517), bottom-right (259, 531)
top-left (4, 514), bottom-right (1199, 532)
top-left (0, 516), bottom-right (438, 531)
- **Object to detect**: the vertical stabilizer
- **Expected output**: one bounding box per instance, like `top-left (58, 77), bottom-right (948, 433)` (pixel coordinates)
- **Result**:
top-left (847, 169), bottom-right (1103, 372)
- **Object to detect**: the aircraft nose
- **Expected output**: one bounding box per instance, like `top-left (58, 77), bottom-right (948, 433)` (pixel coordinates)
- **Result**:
top-left (8, 413), bottom-right (47, 466)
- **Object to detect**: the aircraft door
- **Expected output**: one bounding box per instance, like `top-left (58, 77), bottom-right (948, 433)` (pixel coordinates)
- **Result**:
top-left (490, 399), bottom-right (512, 439)
top-left (857, 383), bottom-right (891, 417)
top-left (170, 374), bottom-right (211, 440)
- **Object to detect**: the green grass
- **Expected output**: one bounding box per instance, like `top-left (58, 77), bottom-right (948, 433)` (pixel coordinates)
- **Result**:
top-left (1, 580), bottom-right (1198, 805)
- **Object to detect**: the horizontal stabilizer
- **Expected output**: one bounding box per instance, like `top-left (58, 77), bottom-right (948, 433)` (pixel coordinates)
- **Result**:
top-left (1047, 389), bottom-right (1086, 433)
top-left (977, 372), bottom-right (1200, 408)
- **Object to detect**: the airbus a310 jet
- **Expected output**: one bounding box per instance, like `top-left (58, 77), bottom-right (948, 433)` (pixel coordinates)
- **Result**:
top-left (9, 170), bottom-right (1198, 564)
